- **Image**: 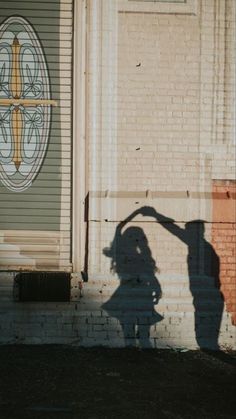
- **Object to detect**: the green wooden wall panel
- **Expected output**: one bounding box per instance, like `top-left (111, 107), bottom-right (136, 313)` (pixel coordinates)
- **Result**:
top-left (0, 0), bottom-right (73, 231)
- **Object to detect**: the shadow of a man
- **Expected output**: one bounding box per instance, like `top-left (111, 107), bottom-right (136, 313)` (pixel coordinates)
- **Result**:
top-left (102, 209), bottom-right (163, 348)
top-left (140, 206), bottom-right (224, 350)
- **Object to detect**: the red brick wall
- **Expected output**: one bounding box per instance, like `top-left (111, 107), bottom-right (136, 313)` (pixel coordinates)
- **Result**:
top-left (212, 180), bottom-right (236, 325)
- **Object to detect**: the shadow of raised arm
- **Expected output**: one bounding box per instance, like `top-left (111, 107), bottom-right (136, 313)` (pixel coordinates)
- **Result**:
top-left (139, 206), bottom-right (187, 245)
top-left (116, 208), bottom-right (143, 234)
top-left (103, 208), bottom-right (143, 258)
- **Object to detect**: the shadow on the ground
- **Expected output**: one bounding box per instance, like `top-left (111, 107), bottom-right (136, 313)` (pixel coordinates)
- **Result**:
top-left (0, 346), bottom-right (235, 419)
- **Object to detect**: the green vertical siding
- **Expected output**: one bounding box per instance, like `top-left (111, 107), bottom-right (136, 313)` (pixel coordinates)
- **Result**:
top-left (0, 0), bottom-right (72, 231)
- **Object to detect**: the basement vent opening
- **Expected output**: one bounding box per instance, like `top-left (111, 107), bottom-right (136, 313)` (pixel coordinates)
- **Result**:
top-left (14, 272), bottom-right (71, 302)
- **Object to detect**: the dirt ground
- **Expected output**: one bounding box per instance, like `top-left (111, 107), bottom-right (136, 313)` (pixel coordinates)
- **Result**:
top-left (0, 346), bottom-right (235, 419)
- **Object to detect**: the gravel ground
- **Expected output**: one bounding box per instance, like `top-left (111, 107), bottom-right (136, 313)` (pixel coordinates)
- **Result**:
top-left (0, 346), bottom-right (235, 419)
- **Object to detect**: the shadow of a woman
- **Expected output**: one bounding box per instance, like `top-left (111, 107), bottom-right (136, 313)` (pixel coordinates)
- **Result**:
top-left (139, 206), bottom-right (224, 350)
top-left (102, 209), bottom-right (163, 348)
